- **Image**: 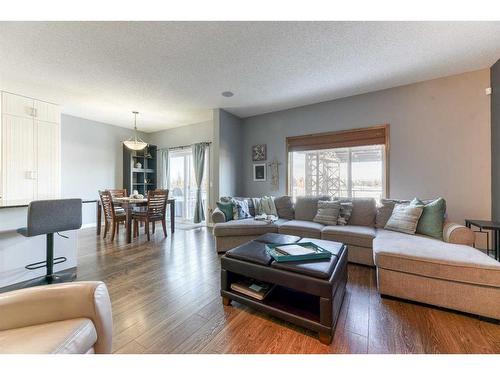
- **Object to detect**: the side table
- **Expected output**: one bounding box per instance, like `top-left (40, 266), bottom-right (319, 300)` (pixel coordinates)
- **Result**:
top-left (465, 219), bottom-right (500, 261)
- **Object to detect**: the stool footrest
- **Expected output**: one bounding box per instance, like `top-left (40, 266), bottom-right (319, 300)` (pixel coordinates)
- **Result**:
top-left (25, 256), bottom-right (67, 270)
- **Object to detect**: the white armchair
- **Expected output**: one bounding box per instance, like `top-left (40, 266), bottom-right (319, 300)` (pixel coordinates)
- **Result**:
top-left (0, 281), bottom-right (112, 354)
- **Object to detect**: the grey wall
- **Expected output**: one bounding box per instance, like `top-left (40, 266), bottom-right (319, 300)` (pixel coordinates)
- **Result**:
top-left (218, 109), bottom-right (244, 197)
top-left (491, 59), bottom-right (500, 221)
top-left (146, 120), bottom-right (213, 149)
top-left (241, 69), bottom-right (491, 223)
top-left (61, 114), bottom-right (140, 224)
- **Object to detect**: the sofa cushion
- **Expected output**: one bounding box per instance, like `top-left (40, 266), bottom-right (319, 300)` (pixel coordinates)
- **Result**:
top-left (274, 196), bottom-right (294, 219)
top-left (338, 197), bottom-right (377, 226)
top-left (278, 220), bottom-right (324, 239)
top-left (214, 218), bottom-right (288, 237)
top-left (373, 229), bottom-right (500, 287)
top-left (0, 318), bottom-right (97, 354)
top-left (321, 225), bottom-right (376, 248)
top-left (294, 196), bottom-right (330, 221)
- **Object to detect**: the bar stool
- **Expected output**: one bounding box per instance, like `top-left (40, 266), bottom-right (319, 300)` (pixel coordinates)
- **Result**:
top-left (17, 199), bottom-right (82, 286)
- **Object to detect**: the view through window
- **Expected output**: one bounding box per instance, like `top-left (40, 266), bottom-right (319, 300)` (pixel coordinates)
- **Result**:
top-left (169, 149), bottom-right (209, 223)
top-left (289, 144), bottom-right (385, 201)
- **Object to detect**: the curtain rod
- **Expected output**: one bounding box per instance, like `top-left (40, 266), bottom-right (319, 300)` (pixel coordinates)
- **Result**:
top-left (157, 141), bottom-right (211, 152)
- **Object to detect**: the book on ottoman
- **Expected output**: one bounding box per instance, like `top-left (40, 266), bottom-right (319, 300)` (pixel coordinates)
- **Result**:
top-left (230, 279), bottom-right (274, 300)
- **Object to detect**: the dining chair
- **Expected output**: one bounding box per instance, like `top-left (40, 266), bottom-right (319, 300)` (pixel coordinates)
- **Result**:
top-left (107, 189), bottom-right (127, 217)
top-left (132, 189), bottom-right (169, 241)
top-left (108, 189), bottom-right (127, 198)
top-left (99, 190), bottom-right (126, 241)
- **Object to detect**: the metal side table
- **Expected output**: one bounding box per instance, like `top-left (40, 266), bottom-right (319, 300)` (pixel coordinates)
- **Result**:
top-left (465, 219), bottom-right (500, 261)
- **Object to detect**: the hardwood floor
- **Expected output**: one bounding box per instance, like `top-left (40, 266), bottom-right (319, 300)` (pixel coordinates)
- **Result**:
top-left (76, 227), bottom-right (500, 354)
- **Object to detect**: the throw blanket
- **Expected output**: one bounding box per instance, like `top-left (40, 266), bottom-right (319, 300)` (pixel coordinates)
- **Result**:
top-left (252, 196), bottom-right (278, 217)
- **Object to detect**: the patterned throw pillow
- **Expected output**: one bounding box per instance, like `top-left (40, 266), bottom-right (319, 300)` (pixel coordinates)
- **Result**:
top-left (252, 196), bottom-right (278, 216)
top-left (232, 198), bottom-right (252, 220)
top-left (375, 199), bottom-right (410, 228)
top-left (384, 203), bottom-right (424, 235)
top-left (313, 200), bottom-right (341, 225)
top-left (216, 201), bottom-right (234, 221)
top-left (337, 201), bottom-right (353, 225)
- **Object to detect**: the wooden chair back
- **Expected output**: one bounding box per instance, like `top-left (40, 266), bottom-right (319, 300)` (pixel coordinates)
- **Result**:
top-left (147, 189), bottom-right (169, 218)
top-left (108, 189), bottom-right (127, 198)
top-left (99, 190), bottom-right (116, 221)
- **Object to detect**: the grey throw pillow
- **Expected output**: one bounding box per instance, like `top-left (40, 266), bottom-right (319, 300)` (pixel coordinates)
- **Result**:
top-left (337, 201), bottom-right (353, 225)
top-left (384, 203), bottom-right (424, 234)
top-left (313, 200), bottom-right (341, 225)
top-left (274, 195), bottom-right (294, 219)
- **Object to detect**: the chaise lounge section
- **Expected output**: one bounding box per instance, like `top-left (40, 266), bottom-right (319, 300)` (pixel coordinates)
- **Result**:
top-left (212, 196), bottom-right (500, 320)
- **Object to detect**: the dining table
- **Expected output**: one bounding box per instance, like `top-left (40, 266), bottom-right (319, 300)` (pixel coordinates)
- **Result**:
top-left (96, 197), bottom-right (175, 243)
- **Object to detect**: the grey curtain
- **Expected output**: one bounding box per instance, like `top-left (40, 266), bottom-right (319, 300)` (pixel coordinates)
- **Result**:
top-left (158, 149), bottom-right (170, 190)
top-left (192, 142), bottom-right (209, 223)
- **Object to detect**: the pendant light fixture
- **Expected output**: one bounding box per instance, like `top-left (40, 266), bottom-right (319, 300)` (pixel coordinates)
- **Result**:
top-left (123, 111), bottom-right (148, 151)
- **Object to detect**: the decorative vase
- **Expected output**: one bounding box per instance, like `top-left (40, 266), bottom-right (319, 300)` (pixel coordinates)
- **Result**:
top-left (135, 162), bottom-right (142, 169)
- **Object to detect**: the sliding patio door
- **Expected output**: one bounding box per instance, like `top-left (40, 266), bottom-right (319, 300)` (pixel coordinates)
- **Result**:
top-left (168, 148), bottom-right (209, 223)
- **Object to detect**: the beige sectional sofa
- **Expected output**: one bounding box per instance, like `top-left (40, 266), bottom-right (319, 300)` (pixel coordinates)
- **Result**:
top-left (212, 196), bottom-right (500, 320)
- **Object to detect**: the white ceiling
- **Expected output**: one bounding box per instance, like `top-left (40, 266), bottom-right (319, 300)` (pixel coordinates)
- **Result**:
top-left (0, 21), bottom-right (499, 132)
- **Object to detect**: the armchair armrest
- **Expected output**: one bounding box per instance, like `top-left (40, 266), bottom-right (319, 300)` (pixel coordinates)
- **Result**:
top-left (212, 207), bottom-right (227, 224)
top-left (0, 281), bottom-right (112, 354)
top-left (443, 222), bottom-right (475, 246)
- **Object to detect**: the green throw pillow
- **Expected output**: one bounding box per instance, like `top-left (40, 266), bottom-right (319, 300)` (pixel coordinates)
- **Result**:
top-left (216, 201), bottom-right (234, 221)
top-left (410, 197), bottom-right (446, 240)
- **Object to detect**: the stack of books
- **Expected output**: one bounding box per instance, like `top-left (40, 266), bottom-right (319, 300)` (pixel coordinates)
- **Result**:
top-left (273, 244), bottom-right (317, 256)
top-left (230, 279), bottom-right (274, 301)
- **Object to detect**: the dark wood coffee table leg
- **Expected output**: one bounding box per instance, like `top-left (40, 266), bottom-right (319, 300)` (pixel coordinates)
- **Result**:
top-left (222, 297), bottom-right (232, 306)
top-left (319, 332), bottom-right (332, 345)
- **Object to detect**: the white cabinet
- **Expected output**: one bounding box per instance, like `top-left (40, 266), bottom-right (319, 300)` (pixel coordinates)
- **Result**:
top-left (1, 92), bottom-right (61, 201)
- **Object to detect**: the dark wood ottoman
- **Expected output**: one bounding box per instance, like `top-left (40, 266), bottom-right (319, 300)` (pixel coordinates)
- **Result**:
top-left (220, 233), bottom-right (347, 344)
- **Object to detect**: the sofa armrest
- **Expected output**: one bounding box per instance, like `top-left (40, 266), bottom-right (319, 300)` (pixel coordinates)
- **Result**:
top-left (0, 281), bottom-right (113, 354)
top-left (443, 222), bottom-right (475, 246)
top-left (212, 207), bottom-right (227, 224)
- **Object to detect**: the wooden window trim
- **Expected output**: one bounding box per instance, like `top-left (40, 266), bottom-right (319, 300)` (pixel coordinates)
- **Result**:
top-left (285, 124), bottom-right (390, 198)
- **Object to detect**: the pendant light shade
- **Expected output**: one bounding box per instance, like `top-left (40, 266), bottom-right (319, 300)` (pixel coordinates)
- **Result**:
top-left (124, 111), bottom-right (148, 151)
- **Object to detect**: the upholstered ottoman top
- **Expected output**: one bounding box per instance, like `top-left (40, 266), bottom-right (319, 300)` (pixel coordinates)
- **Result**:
top-left (225, 241), bottom-right (274, 266)
top-left (254, 232), bottom-right (301, 244)
top-left (225, 234), bottom-right (345, 280)
top-left (271, 238), bottom-right (344, 279)
top-left (225, 233), bottom-right (301, 266)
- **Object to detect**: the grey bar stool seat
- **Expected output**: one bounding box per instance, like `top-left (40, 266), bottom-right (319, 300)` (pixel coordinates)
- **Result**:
top-left (17, 199), bottom-right (83, 286)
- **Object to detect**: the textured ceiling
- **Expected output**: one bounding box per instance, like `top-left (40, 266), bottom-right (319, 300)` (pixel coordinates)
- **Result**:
top-left (0, 21), bottom-right (499, 132)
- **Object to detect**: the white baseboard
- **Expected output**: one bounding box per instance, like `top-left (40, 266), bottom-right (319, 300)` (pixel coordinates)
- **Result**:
top-left (81, 222), bottom-right (97, 229)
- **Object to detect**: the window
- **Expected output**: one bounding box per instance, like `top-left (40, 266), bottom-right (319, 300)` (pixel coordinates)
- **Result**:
top-left (287, 125), bottom-right (389, 201)
top-left (169, 148), bottom-right (209, 223)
